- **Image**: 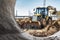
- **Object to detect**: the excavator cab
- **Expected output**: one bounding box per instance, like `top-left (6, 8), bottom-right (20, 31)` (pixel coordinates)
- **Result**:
top-left (32, 7), bottom-right (48, 21)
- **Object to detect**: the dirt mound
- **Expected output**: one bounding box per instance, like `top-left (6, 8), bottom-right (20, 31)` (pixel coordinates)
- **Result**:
top-left (16, 18), bottom-right (60, 37)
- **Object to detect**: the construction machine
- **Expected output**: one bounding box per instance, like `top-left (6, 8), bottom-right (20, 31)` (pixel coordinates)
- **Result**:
top-left (31, 6), bottom-right (57, 29)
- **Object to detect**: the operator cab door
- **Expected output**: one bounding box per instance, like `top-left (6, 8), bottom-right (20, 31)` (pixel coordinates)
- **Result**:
top-left (35, 7), bottom-right (48, 18)
top-left (40, 8), bottom-right (48, 18)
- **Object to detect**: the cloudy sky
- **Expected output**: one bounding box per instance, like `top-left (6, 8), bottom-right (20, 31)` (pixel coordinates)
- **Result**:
top-left (15, 0), bottom-right (60, 16)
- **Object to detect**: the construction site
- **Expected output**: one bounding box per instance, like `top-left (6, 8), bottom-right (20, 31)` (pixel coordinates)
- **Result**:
top-left (1, 0), bottom-right (60, 40)
top-left (15, 0), bottom-right (60, 37)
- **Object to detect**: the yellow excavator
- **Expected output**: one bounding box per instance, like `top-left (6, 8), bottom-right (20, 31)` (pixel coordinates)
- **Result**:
top-left (31, 6), bottom-right (57, 29)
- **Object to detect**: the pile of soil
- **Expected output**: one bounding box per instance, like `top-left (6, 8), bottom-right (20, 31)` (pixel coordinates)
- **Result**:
top-left (16, 19), bottom-right (60, 37)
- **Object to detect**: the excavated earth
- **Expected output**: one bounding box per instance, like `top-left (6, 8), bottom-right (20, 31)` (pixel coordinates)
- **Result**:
top-left (16, 18), bottom-right (60, 37)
